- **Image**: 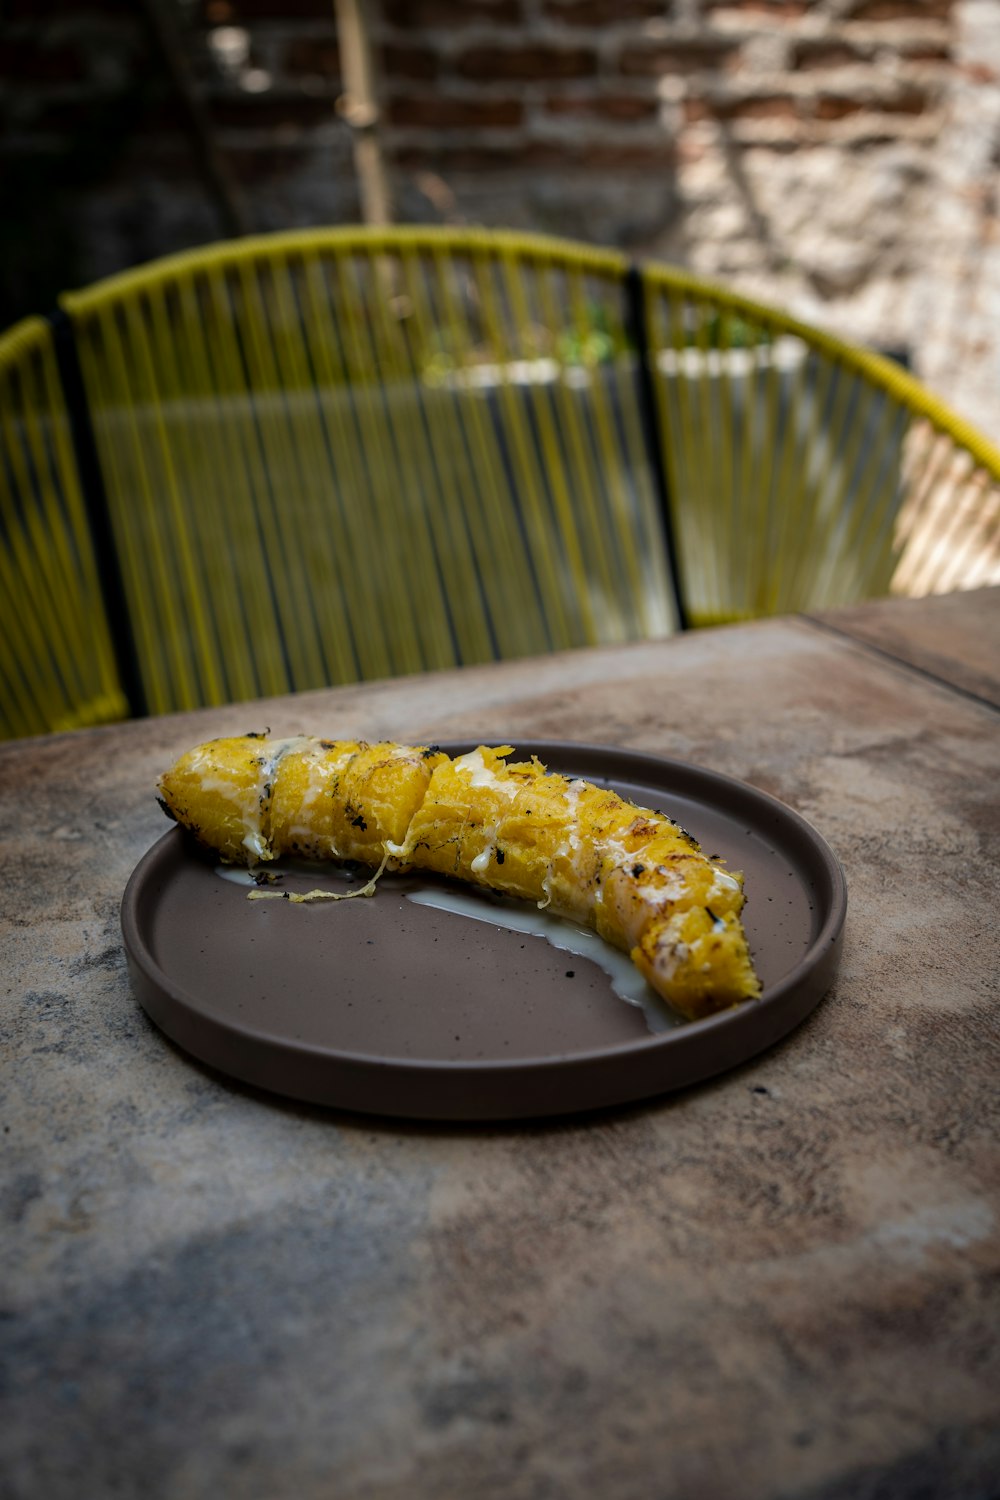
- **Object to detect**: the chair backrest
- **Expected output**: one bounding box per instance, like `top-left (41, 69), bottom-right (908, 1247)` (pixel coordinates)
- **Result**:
top-left (0, 317), bottom-right (125, 740)
top-left (58, 228), bottom-right (677, 720)
top-left (640, 263), bottom-right (1000, 624)
top-left (3, 226), bottom-right (999, 740)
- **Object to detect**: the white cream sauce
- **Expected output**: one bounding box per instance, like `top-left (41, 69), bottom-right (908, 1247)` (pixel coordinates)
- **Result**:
top-left (539, 779), bottom-right (586, 909)
top-left (215, 866), bottom-right (259, 886)
top-left (406, 885), bottom-right (683, 1034)
top-left (215, 860), bottom-right (359, 888)
top-left (452, 748), bottom-right (521, 800)
top-left (197, 734), bottom-right (318, 863)
top-left (708, 869), bottom-right (742, 901)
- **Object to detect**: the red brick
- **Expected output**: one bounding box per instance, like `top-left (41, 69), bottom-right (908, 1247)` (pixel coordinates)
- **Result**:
top-left (281, 36), bottom-right (340, 81)
top-left (814, 95), bottom-right (866, 120)
top-left (455, 44), bottom-right (598, 80)
top-left (815, 89), bottom-right (930, 119)
top-left (847, 0), bottom-right (953, 17)
top-left (544, 93), bottom-right (659, 121)
top-left (381, 0), bottom-right (522, 24)
top-left (0, 39), bottom-right (87, 84)
top-left (699, 0), bottom-right (810, 14)
top-left (878, 88), bottom-right (932, 113)
top-left (725, 94), bottom-right (799, 120)
top-left (619, 41), bottom-right (737, 76)
top-left (682, 98), bottom-right (713, 123)
top-left (3, 0), bottom-right (131, 16)
top-left (215, 0), bottom-right (339, 17)
top-left (387, 95), bottom-right (524, 127)
top-left (107, 134), bottom-right (211, 184)
top-left (901, 43), bottom-right (953, 63)
top-left (576, 140), bottom-right (676, 167)
top-left (393, 137), bottom-right (672, 170)
top-left (690, 94), bottom-right (799, 122)
top-left (208, 93), bottom-right (337, 131)
top-left (793, 40), bottom-right (869, 71)
top-left (541, 0), bottom-right (672, 22)
top-left (394, 141), bottom-right (561, 170)
top-left (382, 44), bottom-right (440, 80)
top-left (223, 144), bottom-right (345, 185)
top-left (143, 98), bottom-right (205, 134)
top-left (960, 61), bottom-right (999, 84)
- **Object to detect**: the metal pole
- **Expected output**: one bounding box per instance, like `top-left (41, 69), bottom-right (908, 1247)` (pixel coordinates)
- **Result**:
top-left (49, 309), bottom-right (148, 719)
top-left (625, 264), bottom-right (689, 632)
top-left (335, 0), bottom-right (394, 225)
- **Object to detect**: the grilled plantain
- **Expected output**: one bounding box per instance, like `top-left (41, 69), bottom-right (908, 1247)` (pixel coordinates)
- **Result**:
top-left (157, 735), bottom-right (762, 1021)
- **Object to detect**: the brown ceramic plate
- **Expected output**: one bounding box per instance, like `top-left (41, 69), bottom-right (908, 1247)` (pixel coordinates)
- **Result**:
top-left (121, 741), bottom-right (846, 1120)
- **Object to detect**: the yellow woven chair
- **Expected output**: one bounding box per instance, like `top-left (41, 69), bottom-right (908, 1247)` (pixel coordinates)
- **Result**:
top-left (0, 317), bottom-right (126, 739)
top-left (639, 263), bottom-right (1000, 624)
top-left (55, 227), bottom-right (677, 723)
top-left (2, 226), bottom-right (999, 740)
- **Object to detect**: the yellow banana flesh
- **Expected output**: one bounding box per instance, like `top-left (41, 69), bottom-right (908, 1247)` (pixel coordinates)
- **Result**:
top-left (157, 734), bottom-right (762, 1021)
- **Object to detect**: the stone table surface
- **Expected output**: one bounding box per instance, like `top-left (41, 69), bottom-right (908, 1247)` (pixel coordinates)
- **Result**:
top-left (807, 586), bottom-right (1000, 708)
top-left (2, 590), bottom-right (998, 1500)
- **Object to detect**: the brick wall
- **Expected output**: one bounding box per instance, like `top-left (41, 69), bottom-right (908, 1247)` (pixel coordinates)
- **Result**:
top-left (2, 0), bottom-right (998, 435)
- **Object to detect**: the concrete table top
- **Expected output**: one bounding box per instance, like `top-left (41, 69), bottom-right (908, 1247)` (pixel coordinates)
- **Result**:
top-left (807, 586), bottom-right (1000, 708)
top-left (2, 589), bottom-right (998, 1500)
